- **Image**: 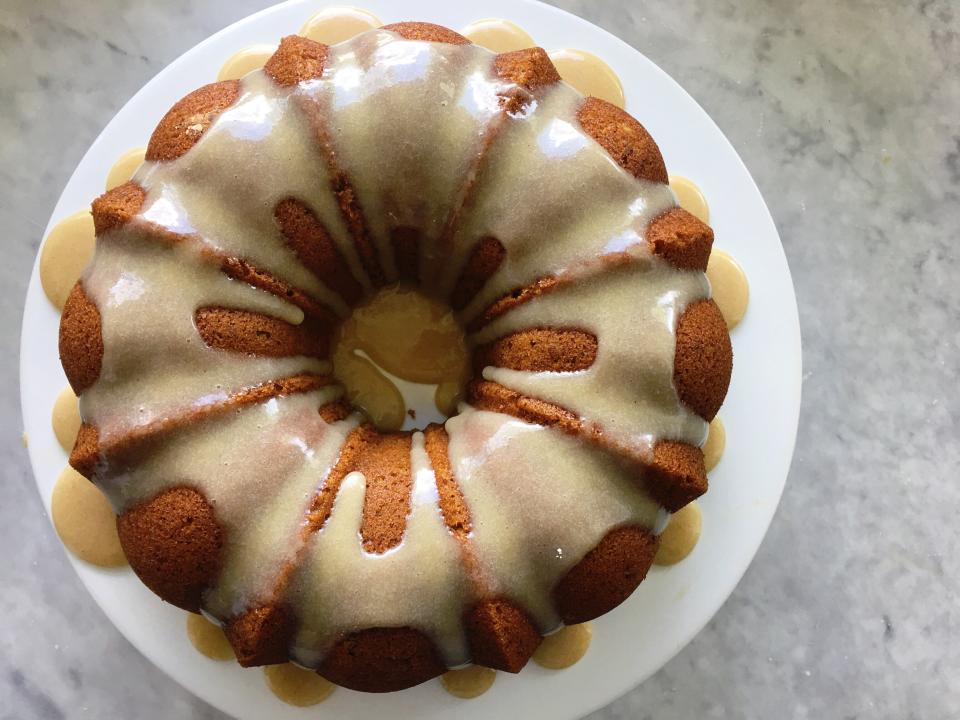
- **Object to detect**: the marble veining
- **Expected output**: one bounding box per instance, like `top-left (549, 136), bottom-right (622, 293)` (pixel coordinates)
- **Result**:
top-left (2, 0), bottom-right (958, 718)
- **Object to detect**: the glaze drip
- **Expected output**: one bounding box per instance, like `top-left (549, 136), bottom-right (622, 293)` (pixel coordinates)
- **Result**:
top-left (473, 260), bottom-right (709, 460)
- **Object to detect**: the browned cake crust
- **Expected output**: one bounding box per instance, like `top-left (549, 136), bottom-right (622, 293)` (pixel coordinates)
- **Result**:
top-left (146, 81), bottom-right (240, 162)
top-left (195, 307), bottom-right (329, 359)
top-left (647, 207), bottom-right (714, 272)
top-left (553, 525), bottom-right (659, 624)
top-left (225, 604), bottom-right (296, 667)
top-left (62, 22), bottom-right (733, 692)
top-left (423, 425), bottom-right (471, 536)
top-left (577, 97), bottom-right (667, 184)
top-left (381, 22), bottom-right (469, 44)
top-left (116, 486), bottom-right (223, 612)
top-left (91, 181), bottom-right (146, 234)
top-left (59, 283), bottom-right (102, 394)
top-left (69, 423), bottom-right (101, 480)
top-left (318, 399), bottom-right (353, 424)
top-left (264, 34), bottom-right (329, 87)
top-left (647, 441), bottom-right (708, 511)
top-left (274, 198), bottom-right (363, 304)
top-left (318, 627), bottom-right (446, 692)
top-left (494, 47), bottom-right (560, 91)
top-left (357, 432), bottom-right (413, 554)
top-left (674, 299), bottom-right (732, 420)
top-left (494, 47), bottom-right (561, 114)
top-left (474, 328), bottom-right (597, 373)
top-left (464, 598), bottom-right (542, 673)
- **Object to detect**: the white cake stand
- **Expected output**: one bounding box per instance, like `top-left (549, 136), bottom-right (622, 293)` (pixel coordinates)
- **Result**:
top-left (19, 1), bottom-right (802, 717)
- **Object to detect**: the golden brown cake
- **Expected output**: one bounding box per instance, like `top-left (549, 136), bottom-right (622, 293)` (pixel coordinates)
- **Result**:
top-left (58, 22), bottom-right (731, 693)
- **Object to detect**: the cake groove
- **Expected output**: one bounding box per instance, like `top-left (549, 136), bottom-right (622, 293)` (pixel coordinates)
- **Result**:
top-left (69, 374), bottom-right (332, 479)
top-left (357, 431), bottom-right (414, 554)
top-left (467, 379), bottom-right (707, 511)
top-left (432, 51), bottom-right (562, 297)
top-left (91, 183), bottom-right (342, 325)
top-left (424, 424), bottom-right (543, 673)
top-left (450, 236), bottom-right (506, 310)
top-left (274, 198), bottom-right (364, 305)
top-left (474, 328), bottom-right (598, 373)
top-left (195, 307), bottom-right (329, 359)
top-left (294, 94), bottom-right (385, 287)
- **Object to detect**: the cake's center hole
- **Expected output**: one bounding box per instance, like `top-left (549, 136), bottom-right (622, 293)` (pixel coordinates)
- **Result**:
top-left (332, 285), bottom-right (470, 431)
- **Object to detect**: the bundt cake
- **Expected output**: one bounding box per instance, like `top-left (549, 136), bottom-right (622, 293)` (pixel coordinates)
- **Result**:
top-left (58, 22), bottom-right (732, 692)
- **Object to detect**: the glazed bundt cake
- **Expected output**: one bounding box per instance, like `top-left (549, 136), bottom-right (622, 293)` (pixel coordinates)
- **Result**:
top-left (58, 22), bottom-right (732, 692)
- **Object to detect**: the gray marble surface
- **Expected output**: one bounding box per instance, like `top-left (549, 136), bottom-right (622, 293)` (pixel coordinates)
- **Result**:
top-left (2, 0), bottom-right (958, 717)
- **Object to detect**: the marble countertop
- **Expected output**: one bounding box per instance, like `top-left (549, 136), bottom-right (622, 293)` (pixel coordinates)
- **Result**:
top-left (2, 0), bottom-right (957, 717)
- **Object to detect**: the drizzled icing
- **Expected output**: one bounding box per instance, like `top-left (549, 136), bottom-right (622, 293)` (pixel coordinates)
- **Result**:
top-left (134, 71), bottom-right (366, 311)
top-left (446, 409), bottom-right (660, 636)
top-left (105, 389), bottom-right (354, 614)
top-left (299, 7), bottom-right (381, 46)
top-left (290, 431), bottom-right (471, 666)
top-left (706, 250), bottom-right (749, 329)
top-left (217, 45), bottom-right (276, 82)
top-left (321, 31), bottom-right (515, 282)
top-left (76, 29), bottom-right (711, 671)
top-left (81, 225), bottom-right (325, 444)
top-left (441, 83), bottom-right (677, 318)
top-left (473, 260), bottom-right (709, 460)
top-left (441, 664), bottom-right (496, 698)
